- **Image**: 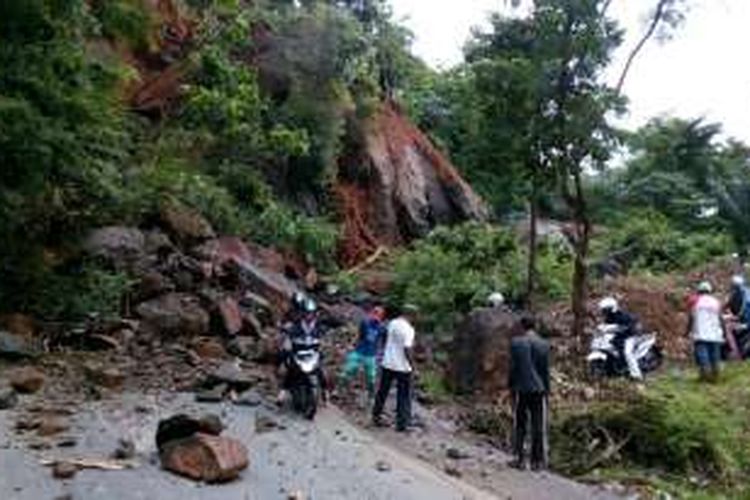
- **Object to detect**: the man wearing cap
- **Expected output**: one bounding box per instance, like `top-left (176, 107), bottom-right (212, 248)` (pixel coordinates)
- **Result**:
top-left (372, 304), bottom-right (418, 432)
top-left (687, 281), bottom-right (726, 382)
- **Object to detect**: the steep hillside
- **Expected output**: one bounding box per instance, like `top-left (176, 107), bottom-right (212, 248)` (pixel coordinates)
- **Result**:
top-left (337, 103), bottom-right (488, 265)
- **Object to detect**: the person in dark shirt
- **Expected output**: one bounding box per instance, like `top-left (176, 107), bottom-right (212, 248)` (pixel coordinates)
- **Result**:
top-left (338, 305), bottom-right (386, 398)
top-left (598, 297), bottom-right (642, 379)
top-left (508, 315), bottom-right (550, 471)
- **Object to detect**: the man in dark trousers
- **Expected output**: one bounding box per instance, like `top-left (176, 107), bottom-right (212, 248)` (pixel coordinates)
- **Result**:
top-left (508, 315), bottom-right (550, 471)
top-left (372, 304), bottom-right (418, 432)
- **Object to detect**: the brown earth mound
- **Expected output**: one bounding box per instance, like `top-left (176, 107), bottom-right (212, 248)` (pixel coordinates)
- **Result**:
top-left (337, 103), bottom-right (488, 265)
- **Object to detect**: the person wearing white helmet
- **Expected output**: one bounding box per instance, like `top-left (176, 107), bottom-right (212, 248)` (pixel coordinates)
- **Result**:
top-left (687, 281), bottom-right (725, 382)
top-left (487, 292), bottom-right (506, 309)
top-left (598, 296), bottom-right (642, 380)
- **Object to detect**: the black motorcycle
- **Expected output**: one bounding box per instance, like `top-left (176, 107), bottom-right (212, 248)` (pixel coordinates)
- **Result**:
top-left (282, 331), bottom-right (323, 420)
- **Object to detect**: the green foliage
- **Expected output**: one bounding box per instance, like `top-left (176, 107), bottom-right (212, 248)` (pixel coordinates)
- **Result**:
top-left (417, 368), bottom-right (451, 404)
top-left (251, 202), bottom-right (339, 272)
top-left (553, 364), bottom-right (750, 496)
top-left (0, 0), bottom-right (134, 312)
top-left (31, 263), bottom-right (132, 321)
top-left (124, 159), bottom-right (246, 234)
top-left (90, 0), bottom-right (154, 50)
top-left (389, 223), bottom-right (570, 333)
top-left (588, 118), bottom-right (750, 254)
top-left (593, 209), bottom-right (731, 273)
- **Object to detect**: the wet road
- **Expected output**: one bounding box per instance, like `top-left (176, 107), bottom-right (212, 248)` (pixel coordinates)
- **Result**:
top-left (0, 392), bottom-right (619, 500)
top-left (0, 393), bottom-right (497, 500)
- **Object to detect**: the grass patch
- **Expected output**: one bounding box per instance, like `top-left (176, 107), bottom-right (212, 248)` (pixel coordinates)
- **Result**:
top-left (552, 363), bottom-right (750, 498)
top-left (417, 368), bottom-right (452, 404)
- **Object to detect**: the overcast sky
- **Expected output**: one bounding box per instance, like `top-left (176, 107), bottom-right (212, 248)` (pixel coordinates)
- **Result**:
top-left (390, 0), bottom-right (750, 143)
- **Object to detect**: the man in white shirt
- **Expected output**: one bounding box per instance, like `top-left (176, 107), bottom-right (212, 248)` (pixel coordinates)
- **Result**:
top-left (372, 304), bottom-right (417, 432)
top-left (687, 281), bottom-right (726, 382)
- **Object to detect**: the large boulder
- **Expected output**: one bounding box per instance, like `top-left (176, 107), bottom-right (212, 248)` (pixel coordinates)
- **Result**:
top-left (450, 307), bottom-right (518, 397)
top-left (156, 412), bottom-right (247, 483)
top-left (136, 293), bottom-right (210, 337)
top-left (194, 237), bottom-right (300, 316)
top-left (216, 297), bottom-right (243, 336)
top-left (83, 226), bottom-right (146, 269)
top-left (0, 314), bottom-right (36, 338)
top-left (160, 200), bottom-right (216, 243)
top-left (156, 414), bottom-right (224, 452)
top-left (160, 433), bottom-right (249, 483)
top-left (9, 366), bottom-right (45, 394)
top-left (337, 104), bottom-right (488, 265)
top-left (0, 330), bottom-right (39, 360)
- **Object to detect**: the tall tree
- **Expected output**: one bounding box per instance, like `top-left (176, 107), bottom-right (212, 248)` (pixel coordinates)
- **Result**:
top-left (468, 0), bottom-right (687, 336)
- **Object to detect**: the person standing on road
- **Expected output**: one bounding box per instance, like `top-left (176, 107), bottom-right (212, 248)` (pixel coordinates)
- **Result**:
top-left (508, 315), bottom-right (550, 471)
top-left (372, 304), bottom-right (418, 433)
top-left (338, 305), bottom-right (387, 399)
top-left (687, 281), bottom-right (726, 382)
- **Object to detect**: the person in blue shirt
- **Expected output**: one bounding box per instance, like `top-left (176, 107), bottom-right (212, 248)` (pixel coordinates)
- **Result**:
top-left (338, 305), bottom-right (387, 398)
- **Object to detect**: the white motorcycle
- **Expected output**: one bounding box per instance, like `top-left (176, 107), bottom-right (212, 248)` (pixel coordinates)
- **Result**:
top-left (587, 324), bottom-right (662, 379)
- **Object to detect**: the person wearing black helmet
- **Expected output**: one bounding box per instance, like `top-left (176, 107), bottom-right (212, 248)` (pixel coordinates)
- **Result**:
top-left (278, 296), bottom-right (330, 404)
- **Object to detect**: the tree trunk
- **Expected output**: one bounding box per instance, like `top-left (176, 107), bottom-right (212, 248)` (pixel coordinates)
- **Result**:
top-left (526, 173), bottom-right (539, 310)
top-left (570, 172), bottom-right (591, 342)
top-left (571, 223), bottom-right (590, 343)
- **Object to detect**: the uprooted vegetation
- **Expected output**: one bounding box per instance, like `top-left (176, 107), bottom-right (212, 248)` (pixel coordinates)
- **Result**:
top-left (552, 364), bottom-right (750, 498)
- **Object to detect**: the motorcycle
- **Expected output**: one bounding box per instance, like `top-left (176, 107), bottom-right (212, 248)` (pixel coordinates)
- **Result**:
top-left (281, 329), bottom-right (323, 420)
top-left (587, 324), bottom-right (663, 379)
top-left (722, 321), bottom-right (750, 361)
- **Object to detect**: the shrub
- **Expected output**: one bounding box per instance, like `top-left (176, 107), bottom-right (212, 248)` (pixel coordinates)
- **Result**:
top-left (594, 209), bottom-right (731, 273)
top-left (552, 364), bottom-right (750, 495)
top-left (388, 223), bottom-right (569, 334)
top-left (123, 159), bottom-right (246, 235)
top-left (28, 262), bottom-right (132, 322)
top-left (251, 202), bottom-right (339, 272)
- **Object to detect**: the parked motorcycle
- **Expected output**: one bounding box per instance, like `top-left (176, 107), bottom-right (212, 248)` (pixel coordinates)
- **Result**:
top-left (587, 324), bottom-right (662, 379)
top-left (722, 321), bottom-right (750, 361)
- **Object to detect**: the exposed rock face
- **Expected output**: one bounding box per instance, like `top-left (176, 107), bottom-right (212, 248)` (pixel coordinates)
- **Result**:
top-left (338, 104), bottom-right (488, 265)
top-left (136, 293), bottom-right (210, 337)
top-left (450, 307), bottom-right (518, 397)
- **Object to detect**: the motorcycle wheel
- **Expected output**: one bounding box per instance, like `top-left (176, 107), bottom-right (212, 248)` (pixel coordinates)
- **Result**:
top-left (302, 384), bottom-right (317, 420)
top-left (589, 359), bottom-right (607, 380)
top-left (640, 347), bottom-right (663, 373)
top-left (290, 386), bottom-right (303, 412)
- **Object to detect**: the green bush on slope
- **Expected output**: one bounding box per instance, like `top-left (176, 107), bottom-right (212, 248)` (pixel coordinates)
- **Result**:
top-left (552, 364), bottom-right (750, 497)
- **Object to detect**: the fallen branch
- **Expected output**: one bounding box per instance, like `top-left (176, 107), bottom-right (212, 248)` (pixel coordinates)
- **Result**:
top-left (585, 430), bottom-right (632, 473)
top-left (41, 457), bottom-right (138, 471)
top-left (345, 246), bottom-right (388, 275)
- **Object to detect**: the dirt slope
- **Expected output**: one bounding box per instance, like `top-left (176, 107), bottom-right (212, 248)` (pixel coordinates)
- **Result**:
top-left (338, 103), bottom-right (488, 265)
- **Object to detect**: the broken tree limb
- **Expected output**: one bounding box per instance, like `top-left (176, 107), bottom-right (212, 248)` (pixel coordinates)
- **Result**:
top-left (344, 246), bottom-right (388, 275)
top-left (41, 457), bottom-right (138, 471)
